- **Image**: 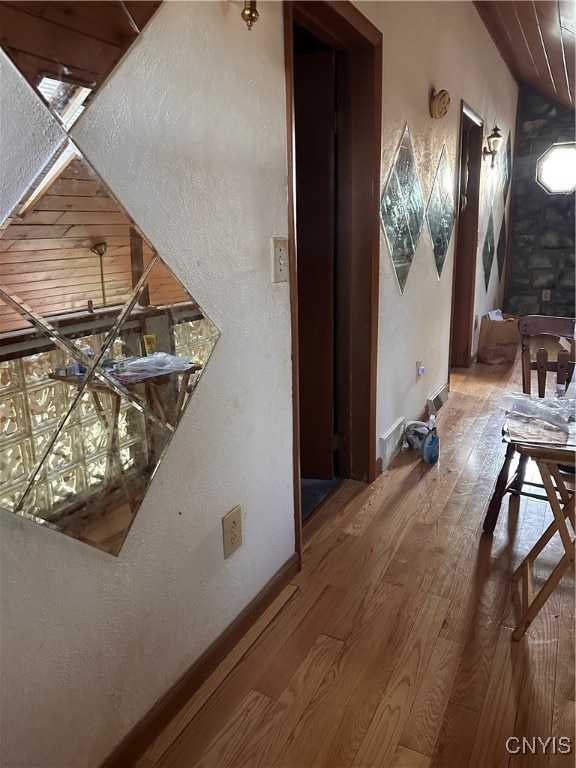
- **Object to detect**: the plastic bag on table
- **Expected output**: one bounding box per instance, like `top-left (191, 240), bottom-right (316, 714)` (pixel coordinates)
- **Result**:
top-left (123, 352), bottom-right (192, 374)
top-left (499, 391), bottom-right (576, 433)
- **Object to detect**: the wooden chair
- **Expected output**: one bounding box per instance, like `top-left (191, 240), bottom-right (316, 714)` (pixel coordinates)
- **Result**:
top-left (482, 314), bottom-right (575, 534)
top-left (511, 444), bottom-right (575, 639)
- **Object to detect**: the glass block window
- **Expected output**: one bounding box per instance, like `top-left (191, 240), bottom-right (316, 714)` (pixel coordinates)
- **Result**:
top-left (0, 339), bottom-right (147, 523)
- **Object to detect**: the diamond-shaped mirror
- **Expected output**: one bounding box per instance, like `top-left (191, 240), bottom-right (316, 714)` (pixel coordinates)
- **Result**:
top-left (426, 146), bottom-right (455, 278)
top-left (380, 125), bottom-right (425, 293)
top-left (0, 141), bottom-right (219, 555)
top-left (482, 213), bottom-right (495, 290)
top-left (502, 134), bottom-right (511, 203)
top-left (497, 215), bottom-right (507, 280)
top-left (0, 1), bottom-right (161, 130)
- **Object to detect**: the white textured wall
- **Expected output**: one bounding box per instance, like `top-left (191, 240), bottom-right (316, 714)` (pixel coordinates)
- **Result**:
top-left (354, 1), bottom-right (517, 448)
top-left (0, 3), bottom-right (293, 766)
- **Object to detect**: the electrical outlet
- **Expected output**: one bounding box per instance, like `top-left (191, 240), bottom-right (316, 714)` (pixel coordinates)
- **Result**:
top-left (222, 505), bottom-right (243, 559)
top-left (542, 289), bottom-right (551, 302)
top-left (416, 359), bottom-right (424, 378)
top-left (272, 237), bottom-right (288, 283)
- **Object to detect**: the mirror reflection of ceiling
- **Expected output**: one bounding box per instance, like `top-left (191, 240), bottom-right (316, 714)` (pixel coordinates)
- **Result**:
top-left (0, 142), bottom-right (220, 555)
top-left (0, 1), bottom-right (162, 128)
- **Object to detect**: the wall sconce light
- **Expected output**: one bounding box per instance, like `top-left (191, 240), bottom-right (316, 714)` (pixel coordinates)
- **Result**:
top-left (483, 125), bottom-right (502, 168)
top-left (241, 1), bottom-right (259, 30)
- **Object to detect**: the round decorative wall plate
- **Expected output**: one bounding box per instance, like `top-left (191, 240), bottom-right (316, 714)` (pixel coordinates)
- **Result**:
top-left (430, 89), bottom-right (451, 119)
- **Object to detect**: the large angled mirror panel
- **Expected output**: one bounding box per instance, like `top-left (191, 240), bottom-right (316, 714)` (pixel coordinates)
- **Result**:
top-left (0, 141), bottom-right (220, 555)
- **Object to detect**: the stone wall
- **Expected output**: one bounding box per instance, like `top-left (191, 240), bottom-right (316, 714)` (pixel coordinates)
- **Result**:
top-left (505, 86), bottom-right (575, 318)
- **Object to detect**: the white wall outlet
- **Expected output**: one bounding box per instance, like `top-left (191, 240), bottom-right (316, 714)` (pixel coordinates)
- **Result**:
top-left (272, 237), bottom-right (288, 283)
top-left (542, 289), bottom-right (551, 302)
top-left (222, 505), bottom-right (243, 559)
top-left (416, 359), bottom-right (424, 378)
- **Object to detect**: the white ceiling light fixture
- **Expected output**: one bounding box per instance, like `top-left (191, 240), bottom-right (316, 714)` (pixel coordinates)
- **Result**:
top-left (536, 142), bottom-right (576, 195)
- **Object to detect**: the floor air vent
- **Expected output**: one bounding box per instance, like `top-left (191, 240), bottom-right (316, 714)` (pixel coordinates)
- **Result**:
top-left (379, 417), bottom-right (406, 471)
top-left (427, 384), bottom-right (449, 416)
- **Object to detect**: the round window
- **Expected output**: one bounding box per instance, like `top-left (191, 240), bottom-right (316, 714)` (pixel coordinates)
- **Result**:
top-left (535, 142), bottom-right (576, 195)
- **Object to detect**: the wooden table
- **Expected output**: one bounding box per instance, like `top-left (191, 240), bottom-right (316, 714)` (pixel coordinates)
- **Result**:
top-left (50, 362), bottom-right (202, 427)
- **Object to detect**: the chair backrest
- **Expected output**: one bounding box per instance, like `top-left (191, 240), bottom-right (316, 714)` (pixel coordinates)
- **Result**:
top-left (518, 315), bottom-right (575, 397)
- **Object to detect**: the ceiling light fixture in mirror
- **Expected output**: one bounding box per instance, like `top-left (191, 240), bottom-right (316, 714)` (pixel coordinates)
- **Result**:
top-left (0, 142), bottom-right (220, 555)
top-left (0, 1), bottom-right (162, 130)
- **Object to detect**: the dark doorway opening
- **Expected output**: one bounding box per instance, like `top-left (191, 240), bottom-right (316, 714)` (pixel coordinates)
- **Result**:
top-left (284, 1), bottom-right (382, 542)
top-left (449, 102), bottom-right (483, 370)
top-left (293, 23), bottom-right (341, 520)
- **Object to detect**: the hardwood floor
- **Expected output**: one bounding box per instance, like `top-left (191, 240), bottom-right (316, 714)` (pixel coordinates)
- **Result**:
top-left (136, 360), bottom-right (575, 768)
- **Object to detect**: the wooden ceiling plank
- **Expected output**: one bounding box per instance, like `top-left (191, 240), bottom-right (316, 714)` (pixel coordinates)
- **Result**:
top-left (495, 1), bottom-right (539, 82)
top-left (0, 320), bottom-right (34, 333)
top-left (49, 179), bottom-right (109, 198)
top-left (1, 251), bottom-right (95, 266)
top-left (474, 2), bottom-right (525, 82)
top-left (534, 0), bottom-right (559, 23)
top-left (0, 5), bottom-right (122, 77)
top-left (60, 160), bottom-right (103, 183)
top-left (42, 2), bottom-right (138, 48)
top-left (63, 225), bottom-right (132, 239)
top-left (6, 274), bottom-right (106, 291)
top-left (10, 212), bottom-right (63, 226)
top-left (2, 2), bottom-right (48, 14)
top-left (36, 197), bottom-right (121, 213)
top-left (536, 6), bottom-right (574, 107)
top-left (512, 1), bottom-right (553, 87)
top-left (14, 289), bottom-right (108, 305)
top-left (1, 258), bottom-right (131, 276)
top-left (476, 0), bottom-right (574, 109)
top-left (2, 236), bottom-right (129, 252)
top-left (5, 287), bottom-right (104, 302)
top-left (531, 0), bottom-right (566, 99)
top-left (8, 225), bottom-right (71, 240)
top-left (56, 212), bottom-right (132, 226)
top-left (561, 27), bottom-right (575, 104)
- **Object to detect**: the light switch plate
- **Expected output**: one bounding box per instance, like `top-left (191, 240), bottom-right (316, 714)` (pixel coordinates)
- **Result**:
top-left (272, 237), bottom-right (288, 283)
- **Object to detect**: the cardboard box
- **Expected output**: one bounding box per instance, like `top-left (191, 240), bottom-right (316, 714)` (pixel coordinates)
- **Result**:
top-left (477, 313), bottom-right (520, 365)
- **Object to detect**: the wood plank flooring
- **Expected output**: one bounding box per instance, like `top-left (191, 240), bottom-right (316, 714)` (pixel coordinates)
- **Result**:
top-left (136, 360), bottom-right (575, 768)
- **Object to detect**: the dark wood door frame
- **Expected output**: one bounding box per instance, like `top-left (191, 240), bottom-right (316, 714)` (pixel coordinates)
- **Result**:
top-left (284, 1), bottom-right (382, 558)
top-left (449, 101), bottom-right (484, 372)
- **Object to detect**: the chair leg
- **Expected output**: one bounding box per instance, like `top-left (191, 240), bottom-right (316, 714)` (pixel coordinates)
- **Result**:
top-left (510, 453), bottom-right (529, 494)
top-left (483, 443), bottom-right (516, 534)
